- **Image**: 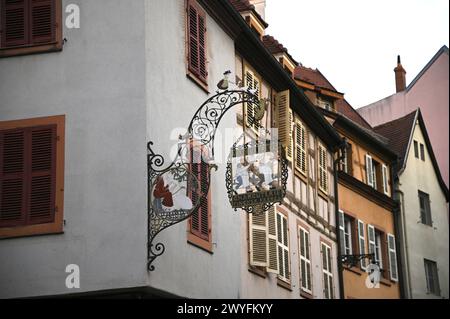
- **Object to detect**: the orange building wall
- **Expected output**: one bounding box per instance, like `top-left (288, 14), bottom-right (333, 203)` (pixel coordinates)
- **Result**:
top-left (339, 184), bottom-right (400, 299)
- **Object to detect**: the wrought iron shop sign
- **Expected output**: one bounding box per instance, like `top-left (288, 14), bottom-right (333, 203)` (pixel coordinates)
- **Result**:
top-left (226, 139), bottom-right (287, 215)
top-left (147, 74), bottom-right (289, 270)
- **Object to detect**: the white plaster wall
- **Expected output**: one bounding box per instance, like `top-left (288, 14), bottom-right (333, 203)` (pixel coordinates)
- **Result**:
top-left (145, 0), bottom-right (242, 298)
top-left (400, 122), bottom-right (449, 299)
top-left (0, 0), bottom-right (148, 298)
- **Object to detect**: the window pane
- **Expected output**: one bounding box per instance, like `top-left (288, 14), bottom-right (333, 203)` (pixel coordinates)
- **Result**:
top-left (420, 143), bottom-right (425, 161)
top-left (414, 141), bottom-right (419, 158)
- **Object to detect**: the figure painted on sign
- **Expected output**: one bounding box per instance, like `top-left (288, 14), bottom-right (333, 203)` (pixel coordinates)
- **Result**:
top-left (248, 158), bottom-right (263, 191)
top-left (153, 174), bottom-right (192, 212)
top-left (153, 176), bottom-right (174, 212)
top-left (234, 159), bottom-right (251, 192)
top-left (258, 153), bottom-right (275, 190)
top-left (165, 173), bottom-right (193, 210)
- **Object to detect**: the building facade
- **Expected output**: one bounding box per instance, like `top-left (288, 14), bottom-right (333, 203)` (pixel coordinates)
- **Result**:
top-left (374, 110), bottom-right (449, 299)
top-left (0, 0), bottom-right (344, 298)
top-left (294, 66), bottom-right (401, 298)
top-left (358, 47), bottom-right (449, 188)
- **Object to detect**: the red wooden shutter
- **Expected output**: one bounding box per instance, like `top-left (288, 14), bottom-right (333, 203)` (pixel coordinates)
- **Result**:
top-left (189, 145), bottom-right (209, 240)
top-left (28, 126), bottom-right (56, 224)
top-left (1, 0), bottom-right (28, 47)
top-left (0, 125), bottom-right (56, 228)
top-left (187, 0), bottom-right (207, 83)
top-left (30, 0), bottom-right (54, 44)
top-left (0, 129), bottom-right (26, 227)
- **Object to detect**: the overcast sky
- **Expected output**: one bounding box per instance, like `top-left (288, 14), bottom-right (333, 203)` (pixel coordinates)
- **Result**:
top-left (264, 0), bottom-right (449, 108)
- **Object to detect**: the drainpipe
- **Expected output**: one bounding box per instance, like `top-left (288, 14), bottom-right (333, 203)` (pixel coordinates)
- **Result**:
top-left (333, 138), bottom-right (347, 299)
top-left (391, 160), bottom-right (407, 299)
top-left (395, 188), bottom-right (412, 298)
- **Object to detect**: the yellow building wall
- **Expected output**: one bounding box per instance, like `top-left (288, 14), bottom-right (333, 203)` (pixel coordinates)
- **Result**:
top-left (339, 184), bottom-right (400, 299)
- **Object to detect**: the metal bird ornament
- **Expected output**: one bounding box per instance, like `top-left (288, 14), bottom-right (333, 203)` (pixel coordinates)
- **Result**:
top-left (216, 70), bottom-right (231, 91)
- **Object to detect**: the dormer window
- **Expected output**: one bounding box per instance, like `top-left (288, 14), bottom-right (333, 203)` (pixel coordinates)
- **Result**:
top-left (318, 96), bottom-right (334, 111)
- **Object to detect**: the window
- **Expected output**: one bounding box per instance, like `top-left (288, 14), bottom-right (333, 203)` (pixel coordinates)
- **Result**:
top-left (342, 143), bottom-right (352, 174)
top-left (186, 0), bottom-right (207, 85)
top-left (365, 154), bottom-right (374, 188)
top-left (187, 143), bottom-right (211, 250)
top-left (321, 242), bottom-right (334, 299)
top-left (366, 154), bottom-right (386, 193)
top-left (318, 143), bottom-right (328, 193)
top-left (277, 212), bottom-right (290, 283)
top-left (387, 234), bottom-right (398, 281)
top-left (339, 211), bottom-right (356, 257)
top-left (0, 0), bottom-right (62, 58)
top-left (317, 96), bottom-right (334, 111)
top-left (414, 140), bottom-right (419, 158)
top-left (276, 90), bottom-right (292, 161)
top-left (357, 220), bottom-right (367, 270)
top-left (299, 226), bottom-right (312, 294)
top-left (294, 118), bottom-right (307, 175)
top-left (420, 143), bottom-right (425, 161)
top-left (374, 230), bottom-right (383, 270)
top-left (0, 115), bottom-right (65, 239)
top-left (244, 68), bottom-right (261, 133)
top-left (424, 259), bottom-right (440, 296)
top-left (418, 190), bottom-right (432, 226)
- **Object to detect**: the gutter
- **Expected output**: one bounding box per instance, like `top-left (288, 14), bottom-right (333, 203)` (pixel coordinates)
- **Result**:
top-left (391, 159), bottom-right (407, 299)
top-left (333, 139), bottom-right (347, 299)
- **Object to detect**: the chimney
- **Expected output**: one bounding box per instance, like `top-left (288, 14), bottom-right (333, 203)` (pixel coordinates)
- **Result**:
top-left (249, 0), bottom-right (266, 20)
top-left (394, 55), bottom-right (407, 92)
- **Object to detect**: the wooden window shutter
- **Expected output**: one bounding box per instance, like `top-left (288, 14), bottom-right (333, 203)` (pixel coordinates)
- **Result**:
top-left (299, 226), bottom-right (312, 293)
top-left (338, 210), bottom-right (345, 255)
top-left (30, 0), bottom-right (55, 45)
top-left (189, 145), bottom-right (210, 240)
top-left (318, 144), bottom-right (328, 192)
top-left (187, 0), bottom-right (207, 83)
top-left (382, 164), bottom-right (389, 195)
top-left (2, 0), bottom-right (28, 47)
top-left (367, 224), bottom-right (376, 256)
top-left (295, 119), bottom-right (307, 174)
top-left (276, 90), bottom-right (292, 161)
top-left (266, 206), bottom-right (278, 273)
top-left (28, 126), bottom-right (56, 224)
top-left (277, 212), bottom-right (290, 282)
top-left (0, 129), bottom-right (26, 227)
top-left (387, 233), bottom-right (398, 281)
top-left (244, 69), bottom-right (260, 132)
top-left (249, 212), bottom-right (267, 267)
top-left (365, 154), bottom-right (373, 187)
top-left (0, 125), bottom-right (56, 228)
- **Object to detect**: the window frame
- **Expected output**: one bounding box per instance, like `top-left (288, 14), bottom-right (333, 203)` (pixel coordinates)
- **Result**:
top-left (418, 190), bottom-right (432, 226)
top-left (0, 115), bottom-right (65, 239)
top-left (424, 259), bottom-right (441, 296)
top-left (0, 0), bottom-right (63, 58)
top-left (420, 143), bottom-right (425, 161)
top-left (414, 140), bottom-right (419, 158)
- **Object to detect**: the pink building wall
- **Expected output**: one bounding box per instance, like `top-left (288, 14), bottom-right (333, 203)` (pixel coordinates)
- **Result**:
top-left (358, 47), bottom-right (449, 188)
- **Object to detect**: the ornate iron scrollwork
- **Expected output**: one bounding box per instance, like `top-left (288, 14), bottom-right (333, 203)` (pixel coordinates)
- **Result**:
top-left (147, 88), bottom-right (259, 271)
top-left (340, 253), bottom-right (375, 268)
